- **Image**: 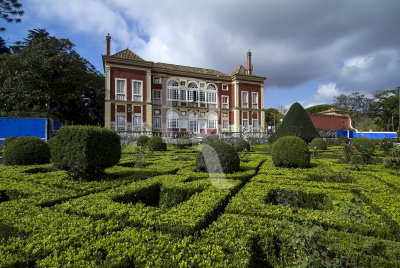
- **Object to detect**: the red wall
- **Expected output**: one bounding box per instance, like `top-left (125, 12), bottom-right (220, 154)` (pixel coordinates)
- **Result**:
top-left (110, 67), bottom-right (147, 101)
top-left (308, 114), bottom-right (350, 130)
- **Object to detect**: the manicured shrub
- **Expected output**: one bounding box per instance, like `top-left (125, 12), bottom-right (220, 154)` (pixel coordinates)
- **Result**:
top-left (338, 135), bottom-right (349, 144)
top-left (0, 136), bottom-right (17, 150)
top-left (350, 137), bottom-right (375, 163)
top-left (3, 136), bottom-right (50, 165)
top-left (234, 139), bottom-right (250, 152)
top-left (379, 138), bottom-right (393, 154)
top-left (136, 135), bottom-right (150, 147)
top-left (49, 126), bottom-right (121, 179)
top-left (147, 136), bottom-right (167, 151)
top-left (268, 102), bottom-right (320, 144)
top-left (271, 136), bottom-right (310, 168)
top-left (310, 137), bottom-right (327, 150)
top-left (174, 136), bottom-right (193, 149)
top-left (384, 146), bottom-right (400, 169)
top-left (196, 139), bottom-right (240, 174)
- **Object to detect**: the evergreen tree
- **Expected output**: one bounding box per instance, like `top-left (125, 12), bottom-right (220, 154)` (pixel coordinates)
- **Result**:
top-left (268, 102), bottom-right (320, 144)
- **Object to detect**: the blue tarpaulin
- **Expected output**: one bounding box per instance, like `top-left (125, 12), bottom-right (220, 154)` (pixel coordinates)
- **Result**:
top-left (0, 118), bottom-right (61, 146)
top-left (338, 130), bottom-right (397, 139)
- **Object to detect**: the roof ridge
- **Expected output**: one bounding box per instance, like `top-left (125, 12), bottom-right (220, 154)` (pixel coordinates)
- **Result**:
top-left (111, 48), bottom-right (144, 61)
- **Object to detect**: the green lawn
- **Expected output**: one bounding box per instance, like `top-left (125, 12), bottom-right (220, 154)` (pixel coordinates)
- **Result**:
top-left (0, 145), bottom-right (399, 267)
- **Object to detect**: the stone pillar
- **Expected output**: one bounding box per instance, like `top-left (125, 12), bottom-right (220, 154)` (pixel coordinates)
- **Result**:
top-left (260, 85), bottom-right (265, 133)
top-left (146, 70), bottom-right (152, 132)
top-left (104, 65), bottom-right (111, 128)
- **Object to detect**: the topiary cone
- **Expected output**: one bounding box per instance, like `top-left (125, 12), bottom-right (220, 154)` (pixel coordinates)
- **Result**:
top-left (269, 102), bottom-right (320, 144)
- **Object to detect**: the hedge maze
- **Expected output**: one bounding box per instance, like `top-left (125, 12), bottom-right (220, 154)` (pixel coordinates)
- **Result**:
top-left (1, 145), bottom-right (400, 266)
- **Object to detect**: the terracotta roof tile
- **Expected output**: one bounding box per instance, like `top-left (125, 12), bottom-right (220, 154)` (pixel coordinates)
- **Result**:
top-left (154, 62), bottom-right (228, 76)
top-left (111, 48), bottom-right (144, 61)
top-left (230, 64), bottom-right (247, 76)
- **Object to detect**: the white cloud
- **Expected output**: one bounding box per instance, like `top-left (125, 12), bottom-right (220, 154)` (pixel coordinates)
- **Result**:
top-left (344, 56), bottom-right (373, 69)
top-left (24, 0), bottom-right (400, 105)
top-left (305, 83), bottom-right (342, 107)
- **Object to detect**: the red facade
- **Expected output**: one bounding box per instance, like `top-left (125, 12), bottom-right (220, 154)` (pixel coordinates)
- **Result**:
top-left (308, 114), bottom-right (351, 130)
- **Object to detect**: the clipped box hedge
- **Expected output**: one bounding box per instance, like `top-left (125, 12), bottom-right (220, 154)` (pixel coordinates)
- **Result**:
top-left (49, 126), bottom-right (121, 179)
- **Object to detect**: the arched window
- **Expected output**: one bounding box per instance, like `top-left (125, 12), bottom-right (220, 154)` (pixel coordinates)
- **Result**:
top-left (167, 110), bottom-right (179, 128)
top-left (207, 84), bottom-right (217, 104)
top-left (207, 113), bottom-right (217, 129)
top-left (188, 82), bottom-right (198, 88)
top-left (168, 80), bottom-right (178, 87)
top-left (207, 84), bottom-right (216, 90)
top-left (187, 82), bottom-right (198, 102)
top-left (167, 80), bottom-right (179, 100)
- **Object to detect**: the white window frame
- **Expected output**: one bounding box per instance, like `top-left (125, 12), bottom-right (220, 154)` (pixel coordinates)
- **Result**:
top-left (222, 119), bottom-right (229, 130)
top-left (199, 91), bottom-right (206, 102)
top-left (200, 82), bottom-right (205, 88)
top-left (117, 115), bottom-right (126, 128)
top-left (180, 81), bottom-right (186, 86)
top-left (222, 84), bottom-right (228, 91)
top-left (252, 92), bottom-right (258, 109)
top-left (207, 91), bottom-right (217, 103)
top-left (132, 80), bottom-right (143, 102)
top-left (180, 89), bottom-right (187, 101)
top-left (207, 113), bottom-right (218, 129)
top-left (222, 96), bottom-right (229, 109)
top-left (242, 119), bottom-right (249, 129)
top-left (153, 77), bottom-right (161, 84)
top-left (153, 117), bottom-right (161, 129)
top-left (115, 78), bottom-right (127, 101)
top-left (242, 91), bottom-right (248, 108)
top-left (253, 119), bottom-right (259, 129)
top-left (133, 116), bottom-right (141, 127)
top-left (153, 90), bottom-right (161, 100)
top-left (167, 111), bottom-right (179, 128)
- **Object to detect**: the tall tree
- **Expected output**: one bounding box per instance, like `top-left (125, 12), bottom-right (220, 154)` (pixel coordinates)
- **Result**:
top-left (0, 0), bottom-right (23, 32)
top-left (265, 108), bottom-right (284, 129)
top-left (0, 29), bottom-right (104, 125)
top-left (370, 88), bottom-right (399, 131)
top-left (333, 92), bottom-right (372, 129)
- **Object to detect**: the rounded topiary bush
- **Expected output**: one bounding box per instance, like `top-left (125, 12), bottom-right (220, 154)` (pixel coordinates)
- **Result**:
top-left (147, 136), bottom-right (167, 151)
top-left (3, 136), bottom-right (50, 165)
top-left (310, 137), bottom-right (327, 150)
top-left (0, 136), bottom-right (17, 150)
top-left (49, 126), bottom-right (121, 179)
top-left (136, 135), bottom-right (150, 147)
top-left (271, 136), bottom-right (310, 168)
top-left (196, 139), bottom-right (240, 174)
top-left (350, 137), bottom-right (375, 160)
top-left (234, 139), bottom-right (250, 152)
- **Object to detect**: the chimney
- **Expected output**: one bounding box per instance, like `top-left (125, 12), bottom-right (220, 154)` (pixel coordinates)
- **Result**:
top-left (246, 50), bottom-right (253, 75)
top-left (106, 33), bottom-right (111, 56)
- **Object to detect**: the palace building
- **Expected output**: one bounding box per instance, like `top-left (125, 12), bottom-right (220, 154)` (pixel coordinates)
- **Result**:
top-left (103, 34), bottom-right (266, 137)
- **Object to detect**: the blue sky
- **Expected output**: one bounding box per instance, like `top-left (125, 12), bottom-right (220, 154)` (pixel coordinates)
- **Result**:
top-left (2, 0), bottom-right (400, 111)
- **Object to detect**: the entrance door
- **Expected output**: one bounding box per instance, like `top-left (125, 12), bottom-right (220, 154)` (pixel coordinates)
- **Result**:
top-left (188, 112), bottom-right (199, 133)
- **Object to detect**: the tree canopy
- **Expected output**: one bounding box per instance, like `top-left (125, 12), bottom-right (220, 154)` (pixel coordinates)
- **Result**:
top-left (0, 29), bottom-right (104, 125)
top-left (0, 0), bottom-right (23, 32)
top-left (265, 108), bottom-right (284, 127)
top-left (305, 104), bottom-right (332, 114)
top-left (268, 102), bottom-right (320, 144)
